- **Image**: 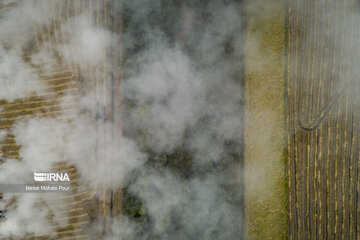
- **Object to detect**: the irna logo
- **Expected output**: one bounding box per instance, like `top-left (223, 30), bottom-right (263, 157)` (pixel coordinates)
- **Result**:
top-left (34, 172), bottom-right (70, 182)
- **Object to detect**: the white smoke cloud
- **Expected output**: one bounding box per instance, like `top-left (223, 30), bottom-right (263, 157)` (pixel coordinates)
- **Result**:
top-left (124, 46), bottom-right (205, 152)
top-left (0, 0), bottom-right (56, 48)
top-left (0, 0), bottom-right (60, 102)
top-left (58, 13), bottom-right (114, 69)
top-left (0, 130), bottom-right (6, 141)
top-left (129, 170), bottom-right (240, 239)
top-left (122, 1), bottom-right (244, 165)
top-left (0, 47), bottom-right (45, 102)
top-left (0, 158), bottom-right (31, 184)
top-left (0, 193), bottom-right (56, 238)
top-left (11, 94), bottom-right (145, 189)
top-left (0, 0), bottom-right (245, 239)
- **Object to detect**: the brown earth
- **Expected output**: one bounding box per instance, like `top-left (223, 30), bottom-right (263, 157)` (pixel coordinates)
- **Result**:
top-left (287, 0), bottom-right (360, 239)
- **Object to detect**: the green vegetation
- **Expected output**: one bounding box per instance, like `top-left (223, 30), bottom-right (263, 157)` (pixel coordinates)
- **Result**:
top-left (244, 0), bottom-right (288, 239)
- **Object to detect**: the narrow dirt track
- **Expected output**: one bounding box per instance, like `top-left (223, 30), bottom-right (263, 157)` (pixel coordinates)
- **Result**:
top-left (287, 0), bottom-right (360, 239)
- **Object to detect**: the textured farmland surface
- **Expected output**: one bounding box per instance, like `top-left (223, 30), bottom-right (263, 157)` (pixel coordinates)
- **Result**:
top-left (244, 0), bottom-right (287, 239)
top-left (287, 0), bottom-right (360, 239)
top-left (0, 1), bottom-right (122, 239)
